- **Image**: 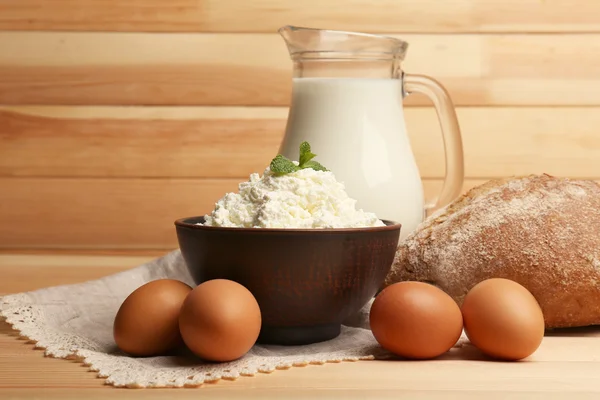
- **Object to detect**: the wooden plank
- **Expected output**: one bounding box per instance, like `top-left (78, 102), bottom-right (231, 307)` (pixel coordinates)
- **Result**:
top-left (2, 106), bottom-right (600, 180)
top-left (0, 107), bottom-right (285, 179)
top-left (0, 254), bottom-right (155, 295)
top-left (0, 177), bottom-right (239, 249)
top-left (1, 292), bottom-right (600, 395)
top-left (1, 389), bottom-right (600, 400)
top-left (2, 257), bottom-right (600, 397)
top-left (0, 0), bottom-right (599, 33)
top-left (1, 32), bottom-right (600, 106)
top-left (0, 248), bottom-right (167, 257)
top-left (0, 178), bottom-right (482, 249)
top-left (0, 265), bottom-right (132, 296)
top-left (0, 254), bottom-right (155, 269)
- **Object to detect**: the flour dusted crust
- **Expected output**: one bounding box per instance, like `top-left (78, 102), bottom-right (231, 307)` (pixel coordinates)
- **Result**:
top-left (385, 174), bottom-right (600, 328)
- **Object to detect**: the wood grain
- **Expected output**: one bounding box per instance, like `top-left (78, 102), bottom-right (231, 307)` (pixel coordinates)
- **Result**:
top-left (2, 106), bottom-right (600, 180)
top-left (2, 32), bottom-right (600, 106)
top-left (0, 253), bottom-right (154, 269)
top-left (0, 0), bottom-right (599, 33)
top-left (1, 390), bottom-right (600, 400)
top-left (0, 248), bottom-right (167, 257)
top-left (0, 107), bottom-right (285, 179)
top-left (0, 265), bottom-right (137, 296)
top-left (0, 177), bottom-right (238, 249)
top-left (0, 178), bottom-right (483, 249)
top-left (0, 253), bottom-right (154, 295)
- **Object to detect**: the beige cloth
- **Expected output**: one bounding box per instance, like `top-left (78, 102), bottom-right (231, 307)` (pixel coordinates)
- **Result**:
top-left (0, 250), bottom-right (400, 388)
top-left (1, 250), bottom-right (470, 387)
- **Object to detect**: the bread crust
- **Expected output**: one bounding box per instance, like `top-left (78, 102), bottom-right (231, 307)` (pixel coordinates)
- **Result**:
top-left (385, 174), bottom-right (600, 328)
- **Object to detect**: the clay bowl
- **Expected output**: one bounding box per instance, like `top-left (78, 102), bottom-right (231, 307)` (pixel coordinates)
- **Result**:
top-left (174, 216), bottom-right (401, 346)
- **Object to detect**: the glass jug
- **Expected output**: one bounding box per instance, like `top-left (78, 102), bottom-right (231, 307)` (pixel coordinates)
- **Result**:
top-left (278, 26), bottom-right (464, 240)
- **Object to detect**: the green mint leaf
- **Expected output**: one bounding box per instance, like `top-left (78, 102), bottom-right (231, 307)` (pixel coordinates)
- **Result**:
top-left (298, 141), bottom-right (317, 166)
top-left (299, 150), bottom-right (317, 166)
top-left (270, 154), bottom-right (298, 176)
top-left (268, 141), bottom-right (329, 176)
top-left (302, 160), bottom-right (329, 172)
top-left (299, 141), bottom-right (311, 156)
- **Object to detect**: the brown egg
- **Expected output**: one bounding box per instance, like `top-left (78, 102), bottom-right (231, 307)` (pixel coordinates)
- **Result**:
top-left (369, 281), bottom-right (463, 359)
top-left (113, 279), bottom-right (192, 357)
top-left (461, 278), bottom-right (545, 361)
top-left (179, 279), bottom-right (261, 362)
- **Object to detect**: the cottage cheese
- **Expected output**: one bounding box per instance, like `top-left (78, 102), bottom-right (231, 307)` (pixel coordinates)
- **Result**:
top-left (201, 166), bottom-right (385, 229)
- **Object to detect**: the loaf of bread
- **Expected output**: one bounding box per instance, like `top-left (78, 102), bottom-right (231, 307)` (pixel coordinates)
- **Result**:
top-left (385, 174), bottom-right (600, 328)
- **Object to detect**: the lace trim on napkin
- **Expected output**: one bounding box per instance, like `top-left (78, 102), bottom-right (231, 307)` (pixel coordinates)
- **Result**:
top-left (0, 250), bottom-right (469, 387)
top-left (0, 250), bottom-right (398, 387)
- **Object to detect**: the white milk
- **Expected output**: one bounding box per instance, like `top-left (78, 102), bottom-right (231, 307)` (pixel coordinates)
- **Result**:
top-left (279, 77), bottom-right (425, 240)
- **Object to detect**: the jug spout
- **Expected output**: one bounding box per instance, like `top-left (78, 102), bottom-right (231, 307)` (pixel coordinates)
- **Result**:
top-left (278, 25), bottom-right (408, 61)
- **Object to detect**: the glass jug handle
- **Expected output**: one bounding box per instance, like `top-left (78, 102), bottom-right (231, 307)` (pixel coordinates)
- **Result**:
top-left (403, 73), bottom-right (465, 214)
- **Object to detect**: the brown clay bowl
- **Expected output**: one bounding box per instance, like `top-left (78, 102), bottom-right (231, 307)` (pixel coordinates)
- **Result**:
top-left (174, 216), bottom-right (401, 346)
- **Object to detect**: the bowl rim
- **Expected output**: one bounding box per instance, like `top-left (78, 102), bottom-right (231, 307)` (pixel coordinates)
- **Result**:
top-left (175, 216), bottom-right (402, 233)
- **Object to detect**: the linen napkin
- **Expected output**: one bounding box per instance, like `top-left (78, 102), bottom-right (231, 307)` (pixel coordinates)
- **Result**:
top-left (0, 250), bottom-right (399, 388)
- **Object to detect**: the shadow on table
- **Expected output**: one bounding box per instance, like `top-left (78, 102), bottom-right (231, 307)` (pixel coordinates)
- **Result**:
top-left (545, 325), bottom-right (600, 337)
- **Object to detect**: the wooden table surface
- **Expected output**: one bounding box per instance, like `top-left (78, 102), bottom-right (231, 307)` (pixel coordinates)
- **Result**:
top-left (2, 251), bottom-right (600, 399)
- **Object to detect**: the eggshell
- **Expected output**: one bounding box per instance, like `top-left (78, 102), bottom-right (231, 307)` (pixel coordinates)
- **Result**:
top-left (179, 279), bottom-right (261, 362)
top-left (461, 278), bottom-right (545, 361)
top-left (113, 279), bottom-right (192, 357)
top-left (369, 281), bottom-right (463, 359)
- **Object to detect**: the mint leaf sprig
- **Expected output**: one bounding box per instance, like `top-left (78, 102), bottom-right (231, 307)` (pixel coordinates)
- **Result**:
top-left (270, 141), bottom-right (329, 176)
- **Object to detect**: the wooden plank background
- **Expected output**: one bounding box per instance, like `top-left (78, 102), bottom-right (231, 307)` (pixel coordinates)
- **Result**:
top-left (1, 0), bottom-right (600, 33)
top-left (2, 33), bottom-right (600, 106)
top-left (0, 0), bottom-right (598, 250)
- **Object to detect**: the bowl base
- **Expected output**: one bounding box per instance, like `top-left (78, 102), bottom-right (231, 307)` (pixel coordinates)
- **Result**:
top-left (257, 324), bottom-right (341, 346)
